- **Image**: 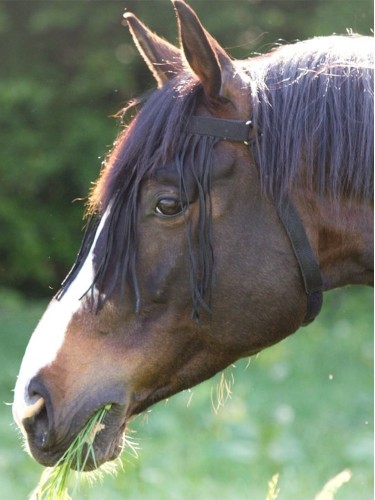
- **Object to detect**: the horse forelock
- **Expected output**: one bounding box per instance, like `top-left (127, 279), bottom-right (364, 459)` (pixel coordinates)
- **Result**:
top-left (59, 75), bottom-right (218, 315)
top-left (88, 75), bottom-right (202, 215)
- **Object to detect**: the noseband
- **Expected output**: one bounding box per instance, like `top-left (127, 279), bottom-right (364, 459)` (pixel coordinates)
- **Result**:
top-left (187, 116), bottom-right (323, 325)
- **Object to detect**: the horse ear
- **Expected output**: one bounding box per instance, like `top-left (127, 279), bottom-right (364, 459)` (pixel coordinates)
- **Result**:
top-left (123, 12), bottom-right (184, 87)
top-left (172, 0), bottom-right (234, 103)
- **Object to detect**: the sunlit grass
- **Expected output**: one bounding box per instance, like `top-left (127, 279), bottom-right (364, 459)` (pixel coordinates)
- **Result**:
top-left (315, 469), bottom-right (352, 500)
top-left (264, 469), bottom-right (352, 500)
top-left (266, 473), bottom-right (280, 500)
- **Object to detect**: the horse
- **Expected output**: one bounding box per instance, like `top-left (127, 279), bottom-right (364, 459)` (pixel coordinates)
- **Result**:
top-left (13, 0), bottom-right (373, 471)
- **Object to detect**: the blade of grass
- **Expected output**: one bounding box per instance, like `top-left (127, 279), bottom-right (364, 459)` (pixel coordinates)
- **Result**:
top-left (314, 469), bottom-right (352, 500)
top-left (266, 473), bottom-right (280, 500)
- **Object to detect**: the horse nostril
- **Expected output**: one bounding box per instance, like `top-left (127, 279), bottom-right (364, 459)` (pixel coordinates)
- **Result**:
top-left (23, 404), bottom-right (50, 447)
top-left (22, 395), bottom-right (45, 420)
top-left (25, 376), bottom-right (49, 420)
top-left (21, 377), bottom-right (54, 450)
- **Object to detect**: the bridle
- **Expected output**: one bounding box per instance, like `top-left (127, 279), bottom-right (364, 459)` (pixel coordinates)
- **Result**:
top-left (187, 115), bottom-right (323, 325)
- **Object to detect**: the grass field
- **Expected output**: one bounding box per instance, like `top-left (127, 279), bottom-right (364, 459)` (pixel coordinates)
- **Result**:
top-left (0, 286), bottom-right (373, 499)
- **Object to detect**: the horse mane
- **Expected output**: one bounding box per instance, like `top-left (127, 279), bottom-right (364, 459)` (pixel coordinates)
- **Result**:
top-left (59, 34), bottom-right (373, 312)
top-left (246, 34), bottom-right (374, 202)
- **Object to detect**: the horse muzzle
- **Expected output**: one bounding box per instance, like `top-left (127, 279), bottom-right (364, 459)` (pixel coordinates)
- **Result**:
top-left (13, 376), bottom-right (128, 470)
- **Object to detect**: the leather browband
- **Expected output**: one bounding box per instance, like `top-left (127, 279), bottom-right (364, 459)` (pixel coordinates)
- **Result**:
top-left (186, 115), bottom-right (323, 325)
top-left (188, 116), bottom-right (254, 144)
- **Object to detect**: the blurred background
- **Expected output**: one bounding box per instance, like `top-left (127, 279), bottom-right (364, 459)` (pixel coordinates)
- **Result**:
top-left (0, 0), bottom-right (373, 498)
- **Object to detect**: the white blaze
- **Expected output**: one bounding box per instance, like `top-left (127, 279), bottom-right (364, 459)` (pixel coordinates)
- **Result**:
top-left (13, 206), bottom-right (111, 428)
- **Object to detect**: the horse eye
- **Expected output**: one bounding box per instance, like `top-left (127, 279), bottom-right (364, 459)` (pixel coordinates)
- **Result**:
top-left (155, 197), bottom-right (184, 217)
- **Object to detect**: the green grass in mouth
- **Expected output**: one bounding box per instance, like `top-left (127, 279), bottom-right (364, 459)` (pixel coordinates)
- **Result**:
top-left (32, 404), bottom-right (112, 500)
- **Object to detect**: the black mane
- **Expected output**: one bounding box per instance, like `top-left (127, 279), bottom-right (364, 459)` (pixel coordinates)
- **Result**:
top-left (247, 35), bottom-right (374, 202)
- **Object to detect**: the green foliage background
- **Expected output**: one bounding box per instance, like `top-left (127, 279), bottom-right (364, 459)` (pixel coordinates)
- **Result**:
top-left (0, 1), bottom-right (373, 499)
top-left (0, 0), bottom-right (373, 294)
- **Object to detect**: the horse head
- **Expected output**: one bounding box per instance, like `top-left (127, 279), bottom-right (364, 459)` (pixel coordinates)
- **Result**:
top-left (13, 0), bottom-right (373, 470)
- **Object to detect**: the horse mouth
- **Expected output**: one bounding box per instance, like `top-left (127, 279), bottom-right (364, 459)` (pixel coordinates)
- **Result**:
top-left (27, 404), bottom-right (127, 471)
top-left (26, 386), bottom-right (175, 470)
top-left (74, 406), bottom-right (127, 471)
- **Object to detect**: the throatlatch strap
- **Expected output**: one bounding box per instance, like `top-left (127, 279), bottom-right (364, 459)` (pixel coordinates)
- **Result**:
top-left (277, 197), bottom-right (323, 325)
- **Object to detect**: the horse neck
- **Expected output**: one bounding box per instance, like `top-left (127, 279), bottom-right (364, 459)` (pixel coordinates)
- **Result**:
top-left (292, 188), bottom-right (373, 291)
